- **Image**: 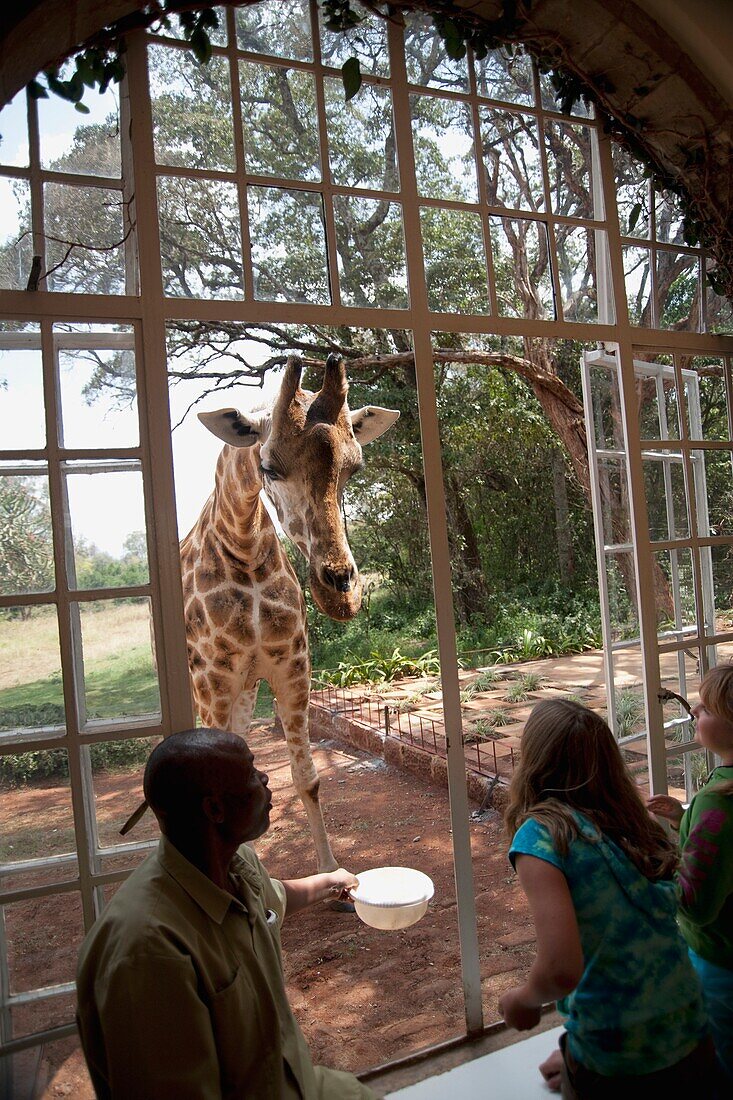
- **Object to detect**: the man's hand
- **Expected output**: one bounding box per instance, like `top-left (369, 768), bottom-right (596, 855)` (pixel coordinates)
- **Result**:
top-left (647, 794), bottom-right (684, 827)
top-left (282, 868), bottom-right (359, 913)
top-left (326, 868), bottom-right (359, 902)
top-left (498, 985), bottom-right (542, 1031)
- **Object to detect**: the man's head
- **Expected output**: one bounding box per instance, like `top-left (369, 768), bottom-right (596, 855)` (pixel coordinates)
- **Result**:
top-left (144, 729), bottom-right (271, 846)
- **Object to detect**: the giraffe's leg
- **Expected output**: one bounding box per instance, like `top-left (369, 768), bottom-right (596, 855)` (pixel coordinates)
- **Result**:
top-left (273, 679), bottom-right (338, 874)
top-left (229, 684), bottom-right (259, 736)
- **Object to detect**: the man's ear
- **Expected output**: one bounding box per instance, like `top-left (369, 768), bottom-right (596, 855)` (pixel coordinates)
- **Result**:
top-left (198, 408), bottom-right (267, 448)
top-left (202, 794), bottom-right (226, 825)
top-left (350, 406), bottom-right (400, 445)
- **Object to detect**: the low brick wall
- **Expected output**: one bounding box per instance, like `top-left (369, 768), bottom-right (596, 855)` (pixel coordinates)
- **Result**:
top-left (309, 703), bottom-right (509, 812)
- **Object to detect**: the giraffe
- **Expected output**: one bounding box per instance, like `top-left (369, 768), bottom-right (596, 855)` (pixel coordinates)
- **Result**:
top-left (179, 353), bottom-right (399, 872)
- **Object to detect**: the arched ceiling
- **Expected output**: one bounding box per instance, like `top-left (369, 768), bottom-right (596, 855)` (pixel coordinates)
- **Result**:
top-left (1, 0), bottom-right (732, 294)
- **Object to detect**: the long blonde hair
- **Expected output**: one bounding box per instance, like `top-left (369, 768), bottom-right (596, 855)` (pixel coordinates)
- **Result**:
top-left (505, 699), bottom-right (678, 881)
top-left (699, 664), bottom-right (733, 795)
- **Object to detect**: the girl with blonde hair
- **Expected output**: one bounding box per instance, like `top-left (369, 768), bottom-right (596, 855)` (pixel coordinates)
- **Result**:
top-left (500, 698), bottom-right (716, 1098)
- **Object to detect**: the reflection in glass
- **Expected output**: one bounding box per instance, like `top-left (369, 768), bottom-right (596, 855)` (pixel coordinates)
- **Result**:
top-left (657, 251), bottom-right (699, 331)
top-left (475, 49), bottom-right (534, 106)
top-left (321, 0), bottom-right (389, 77)
top-left (480, 108), bottom-right (543, 211)
top-left (612, 143), bottom-right (649, 239)
top-left (420, 208), bottom-right (489, 314)
top-left (635, 371), bottom-right (683, 441)
top-left (149, 46), bottom-right (234, 171)
top-left (693, 361), bottom-right (729, 441)
top-left (44, 183), bottom-right (126, 295)
top-left (711, 544), bottom-right (733, 625)
top-left (653, 547), bottom-right (695, 629)
top-left (236, 0), bottom-right (312, 60)
top-left (0, 177), bottom-right (33, 291)
top-left (545, 120), bottom-right (596, 220)
top-left (77, 597), bottom-right (160, 723)
top-left (0, 608), bottom-right (64, 735)
top-left (90, 736), bottom-right (160, 849)
top-left (623, 245), bottom-right (652, 325)
top-left (334, 197), bottom-right (408, 308)
top-left (0, 343), bottom-right (45, 450)
top-left (240, 62), bottom-right (320, 181)
top-left (643, 452), bottom-right (689, 541)
top-left (538, 71), bottom-right (593, 117)
top-left (0, 93), bottom-right (29, 168)
top-left (655, 191), bottom-right (686, 245)
top-left (410, 95), bottom-right (476, 201)
top-left (605, 553), bottom-right (639, 642)
top-left (158, 176), bottom-right (243, 299)
top-left (489, 216), bottom-right (554, 319)
top-left (57, 343), bottom-right (138, 450)
top-left (38, 63), bottom-right (121, 177)
top-left (64, 468), bottom-right (149, 590)
top-left (248, 186), bottom-right (329, 304)
top-left (4, 893), bottom-right (84, 993)
top-left (556, 225), bottom-right (609, 323)
top-left (325, 79), bottom-right (396, 191)
top-left (597, 456), bottom-right (630, 547)
top-left (700, 449), bottom-right (733, 538)
top-left (587, 362), bottom-right (623, 451)
top-left (403, 10), bottom-right (467, 91)
top-left (704, 262), bottom-right (733, 334)
top-left (0, 477), bottom-right (54, 596)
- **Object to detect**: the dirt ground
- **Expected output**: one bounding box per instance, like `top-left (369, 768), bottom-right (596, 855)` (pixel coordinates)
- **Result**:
top-left (6, 721), bottom-right (535, 1098)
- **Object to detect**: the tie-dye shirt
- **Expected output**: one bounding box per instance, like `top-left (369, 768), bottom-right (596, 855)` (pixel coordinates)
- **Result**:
top-left (510, 811), bottom-right (706, 1076)
top-left (678, 765), bottom-right (733, 969)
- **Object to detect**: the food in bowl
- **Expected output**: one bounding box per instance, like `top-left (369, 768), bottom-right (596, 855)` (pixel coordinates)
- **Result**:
top-left (350, 866), bottom-right (434, 930)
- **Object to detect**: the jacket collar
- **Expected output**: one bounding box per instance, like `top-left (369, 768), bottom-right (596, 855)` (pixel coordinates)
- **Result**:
top-left (157, 836), bottom-right (250, 925)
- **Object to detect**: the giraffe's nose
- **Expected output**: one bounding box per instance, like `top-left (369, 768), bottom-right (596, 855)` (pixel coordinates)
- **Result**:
top-left (321, 564), bottom-right (356, 593)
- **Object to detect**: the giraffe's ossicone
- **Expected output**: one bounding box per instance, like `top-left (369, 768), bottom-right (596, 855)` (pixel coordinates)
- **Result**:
top-left (180, 354), bottom-right (399, 872)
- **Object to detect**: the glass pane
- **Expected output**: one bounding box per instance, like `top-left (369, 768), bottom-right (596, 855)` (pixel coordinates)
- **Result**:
top-left (704, 264), bottom-right (733, 335)
top-left (64, 468), bottom-right (149, 589)
top-left (325, 79), bottom-right (396, 191)
top-left (403, 10), bottom-right (468, 90)
top-left (57, 339), bottom-right (138, 450)
top-left (692, 360), bottom-right (730, 441)
top-left (653, 548), bottom-right (695, 630)
top-left (410, 94), bottom-right (476, 201)
top-left (597, 456), bottom-right (630, 547)
top-left (0, 92), bottom-right (29, 167)
top-left (248, 186), bottom-right (329, 304)
top-left (420, 208), bottom-right (489, 314)
top-left (0, 475), bottom-right (54, 596)
top-left (489, 216), bottom-right (554, 319)
top-left (149, 45), bottom-right (234, 171)
top-left (612, 142), bottom-right (650, 239)
top-left (44, 183), bottom-right (125, 294)
top-left (236, 0), bottom-right (312, 60)
top-left (474, 48), bottom-right (535, 106)
top-left (545, 120), bottom-right (597, 219)
top-left (656, 251), bottom-right (699, 331)
top-left (0, 339), bottom-right (45, 450)
top-left (0, 607), bottom-right (64, 738)
top-left (333, 197), bottom-right (408, 308)
top-left (0, 750), bottom-right (74, 868)
top-left (643, 452), bottom-right (689, 540)
top-left (480, 108), bottom-right (543, 212)
top-left (5, 892), bottom-right (84, 993)
top-left (635, 368), bottom-right (683, 441)
top-left (158, 176), bottom-right (243, 299)
top-left (711, 544), bottom-right (733, 623)
top-left (655, 190), bottom-right (685, 245)
top-left (240, 62), bottom-right (320, 181)
top-left (699, 449), bottom-right (733, 537)
top-left (11, 991), bottom-right (76, 1042)
top-left (623, 245), bottom-right (652, 325)
top-left (38, 64), bottom-right (121, 177)
top-left (538, 71), bottom-right (593, 117)
top-left (605, 552), bottom-right (639, 642)
top-left (320, 0), bottom-right (389, 77)
top-left (151, 4), bottom-right (227, 46)
top-left (666, 746), bottom-right (709, 802)
top-left (78, 597), bottom-right (160, 723)
top-left (0, 176), bottom-right (33, 291)
top-left (587, 360), bottom-right (623, 451)
top-left (90, 735), bottom-right (160, 849)
top-left (556, 225), bottom-right (610, 323)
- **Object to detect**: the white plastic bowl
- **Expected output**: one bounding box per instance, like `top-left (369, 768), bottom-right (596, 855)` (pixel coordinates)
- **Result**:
top-left (350, 866), bottom-right (434, 930)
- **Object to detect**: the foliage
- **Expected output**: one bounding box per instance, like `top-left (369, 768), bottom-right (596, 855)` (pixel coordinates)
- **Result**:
top-left (314, 647), bottom-right (440, 686)
top-left (614, 689), bottom-right (645, 739)
top-left (0, 478), bottom-right (54, 601)
top-left (503, 672), bottom-right (543, 701)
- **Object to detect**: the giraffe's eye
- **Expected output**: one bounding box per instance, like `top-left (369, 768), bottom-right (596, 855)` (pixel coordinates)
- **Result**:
top-left (260, 466), bottom-right (281, 481)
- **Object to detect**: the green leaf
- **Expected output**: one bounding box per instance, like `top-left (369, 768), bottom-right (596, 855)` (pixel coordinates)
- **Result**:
top-left (190, 27), bottom-right (213, 65)
top-left (628, 202), bottom-right (642, 233)
top-left (74, 102), bottom-right (91, 114)
top-left (341, 56), bottom-right (361, 102)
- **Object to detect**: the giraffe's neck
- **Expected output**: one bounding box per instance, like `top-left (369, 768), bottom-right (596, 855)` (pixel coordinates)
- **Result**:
top-left (204, 445), bottom-right (274, 566)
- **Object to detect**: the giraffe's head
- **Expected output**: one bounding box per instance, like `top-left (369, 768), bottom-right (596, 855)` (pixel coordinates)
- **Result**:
top-left (198, 354), bottom-right (399, 621)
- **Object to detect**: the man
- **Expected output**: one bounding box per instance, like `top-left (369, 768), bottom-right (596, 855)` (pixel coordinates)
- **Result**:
top-left (76, 728), bottom-right (376, 1099)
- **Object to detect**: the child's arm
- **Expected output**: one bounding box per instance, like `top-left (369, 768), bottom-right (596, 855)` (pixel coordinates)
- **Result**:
top-left (677, 792), bottom-right (733, 924)
top-left (280, 868), bottom-right (358, 915)
top-left (647, 794), bottom-right (684, 828)
top-left (499, 854), bottom-right (584, 1031)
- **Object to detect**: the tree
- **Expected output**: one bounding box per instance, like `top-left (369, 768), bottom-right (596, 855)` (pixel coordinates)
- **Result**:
top-left (0, 478), bottom-right (54, 612)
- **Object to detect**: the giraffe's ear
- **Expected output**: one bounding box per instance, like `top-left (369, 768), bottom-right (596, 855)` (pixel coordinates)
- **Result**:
top-left (197, 408), bottom-right (266, 448)
top-left (350, 406), bottom-right (400, 445)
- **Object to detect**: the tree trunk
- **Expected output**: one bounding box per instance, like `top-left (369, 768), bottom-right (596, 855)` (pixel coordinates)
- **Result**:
top-left (552, 448), bottom-right (575, 583)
